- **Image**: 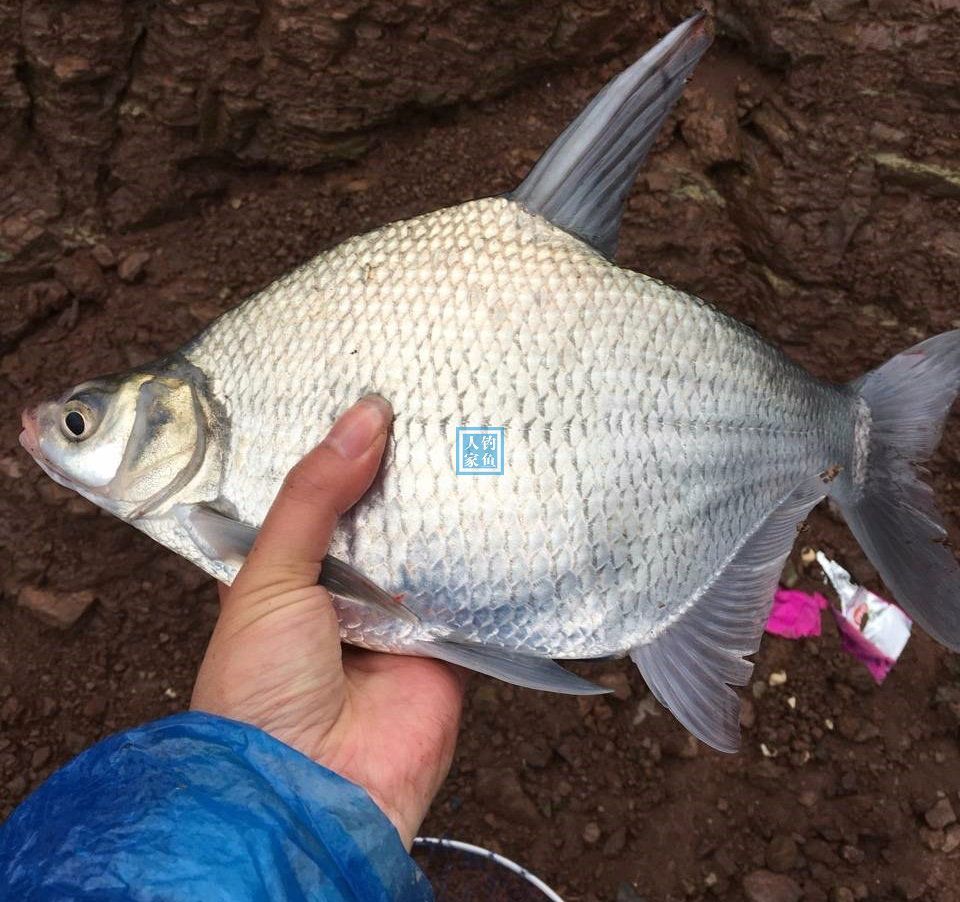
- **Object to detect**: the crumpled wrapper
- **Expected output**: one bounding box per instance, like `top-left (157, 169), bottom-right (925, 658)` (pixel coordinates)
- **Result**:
top-left (766, 554), bottom-right (912, 683)
top-left (816, 552), bottom-right (912, 684)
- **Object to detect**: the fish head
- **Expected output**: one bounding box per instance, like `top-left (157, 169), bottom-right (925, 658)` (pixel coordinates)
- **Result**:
top-left (20, 368), bottom-right (209, 520)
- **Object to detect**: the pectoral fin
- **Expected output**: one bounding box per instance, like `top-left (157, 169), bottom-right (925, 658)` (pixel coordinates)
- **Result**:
top-left (180, 503), bottom-right (258, 566)
top-left (183, 505), bottom-right (609, 695)
top-left (180, 503), bottom-right (419, 623)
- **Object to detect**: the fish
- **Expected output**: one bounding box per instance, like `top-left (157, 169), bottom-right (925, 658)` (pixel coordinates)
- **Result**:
top-left (19, 13), bottom-right (960, 753)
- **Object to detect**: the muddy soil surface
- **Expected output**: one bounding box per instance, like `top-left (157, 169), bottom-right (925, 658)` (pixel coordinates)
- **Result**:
top-left (2, 2), bottom-right (960, 899)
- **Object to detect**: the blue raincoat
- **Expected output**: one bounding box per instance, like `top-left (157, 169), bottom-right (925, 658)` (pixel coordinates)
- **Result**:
top-left (0, 712), bottom-right (432, 900)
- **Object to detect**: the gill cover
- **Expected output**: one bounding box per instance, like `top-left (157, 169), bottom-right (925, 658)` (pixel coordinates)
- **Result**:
top-left (108, 374), bottom-right (208, 517)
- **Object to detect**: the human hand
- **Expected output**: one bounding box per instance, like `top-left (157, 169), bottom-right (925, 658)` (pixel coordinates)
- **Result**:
top-left (190, 395), bottom-right (464, 848)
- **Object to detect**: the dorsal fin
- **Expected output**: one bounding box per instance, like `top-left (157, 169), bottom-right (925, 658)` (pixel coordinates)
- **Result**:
top-left (508, 13), bottom-right (711, 259)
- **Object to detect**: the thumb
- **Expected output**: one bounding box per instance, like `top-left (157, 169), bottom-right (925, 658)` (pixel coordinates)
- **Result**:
top-left (227, 394), bottom-right (393, 605)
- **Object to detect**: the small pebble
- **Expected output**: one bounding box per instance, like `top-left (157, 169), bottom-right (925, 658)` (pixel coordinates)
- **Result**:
top-left (91, 244), bottom-right (116, 268)
top-left (742, 869), bottom-right (802, 902)
top-left (17, 586), bottom-right (96, 630)
top-left (925, 797), bottom-right (957, 830)
top-left (118, 250), bottom-right (151, 283)
top-left (942, 824), bottom-right (960, 854)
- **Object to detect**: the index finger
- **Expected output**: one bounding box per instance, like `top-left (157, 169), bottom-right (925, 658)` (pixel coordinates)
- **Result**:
top-left (232, 394), bottom-right (392, 596)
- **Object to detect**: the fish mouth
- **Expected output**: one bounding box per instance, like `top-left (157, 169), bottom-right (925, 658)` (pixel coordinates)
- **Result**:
top-left (19, 406), bottom-right (72, 485)
top-left (19, 407), bottom-right (42, 458)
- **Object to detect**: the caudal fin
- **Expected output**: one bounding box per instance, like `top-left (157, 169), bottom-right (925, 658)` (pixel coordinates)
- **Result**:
top-left (836, 331), bottom-right (960, 649)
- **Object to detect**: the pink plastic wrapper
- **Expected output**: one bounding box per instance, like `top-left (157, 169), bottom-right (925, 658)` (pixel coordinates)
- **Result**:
top-left (764, 554), bottom-right (912, 684)
top-left (766, 588), bottom-right (829, 639)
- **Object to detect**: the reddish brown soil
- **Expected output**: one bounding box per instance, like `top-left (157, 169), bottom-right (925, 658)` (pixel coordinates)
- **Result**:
top-left (2, 3), bottom-right (960, 900)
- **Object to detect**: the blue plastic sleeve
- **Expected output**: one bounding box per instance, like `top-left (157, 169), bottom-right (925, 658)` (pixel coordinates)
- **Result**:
top-left (0, 712), bottom-right (432, 901)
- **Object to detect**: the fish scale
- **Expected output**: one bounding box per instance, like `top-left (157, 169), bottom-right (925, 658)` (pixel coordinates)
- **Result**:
top-left (183, 196), bottom-right (852, 658)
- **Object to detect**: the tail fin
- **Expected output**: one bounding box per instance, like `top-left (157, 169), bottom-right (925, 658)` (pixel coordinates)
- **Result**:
top-left (836, 331), bottom-right (960, 649)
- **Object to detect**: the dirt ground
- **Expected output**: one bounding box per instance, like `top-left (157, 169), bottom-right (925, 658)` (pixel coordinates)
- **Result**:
top-left (2, 2), bottom-right (960, 899)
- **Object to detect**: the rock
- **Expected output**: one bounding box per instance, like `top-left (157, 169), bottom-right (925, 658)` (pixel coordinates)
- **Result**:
top-left (780, 558), bottom-right (799, 588)
top-left (0, 454), bottom-right (24, 480)
top-left (474, 767), bottom-right (540, 827)
top-left (942, 824), bottom-right (960, 854)
top-left (6, 775), bottom-right (26, 797)
top-left (30, 746), bottom-right (50, 769)
top-left (54, 253), bottom-right (108, 301)
top-left (603, 826), bottom-right (627, 858)
top-left (0, 213), bottom-right (52, 262)
top-left (27, 279), bottom-right (69, 313)
top-left (0, 696), bottom-right (21, 725)
top-left (583, 821), bottom-right (601, 844)
top-left (805, 838), bottom-right (840, 866)
top-left (595, 670), bottom-right (632, 701)
top-left (829, 889), bottom-right (855, 902)
top-left (117, 250), bottom-right (151, 283)
top-left (874, 153), bottom-right (960, 198)
top-left (37, 480), bottom-right (75, 506)
top-left (869, 121), bottom-right (909, 148)
top-left (919, 827), bottom-right (944, 851)
top-left (517, 738), bottom-right (551, 768)
top-left (472, 683), bottom-right (499, 714)
top-left (82, 696), bottom-right (107, 719)
top-left (837, 714), bottom-right (880, 743)
top-left (893, 875), bottom-right (926, 900)
top-left (680, 85), bottom-right (740, 167)
top-left (924, 797), bottom-right (957, 830)
top-left (662, 732), bottom-right (699, 759)
top-left (17, 586), bottom-right (96, 629)
top-left (66, 497), bottom-right (99, 518)
top-left (91, 244), bottom-right (117, 268)
top-left (765, 835), bottom-right (800, 872)
top-left (742, 869), bottom-right (803, 902)
top-left (840, 844), bottom-right (864, 864)
top-left (816, 0), bottom-right (861, 22)
top-left (616, 883), bottom-right (646, 902)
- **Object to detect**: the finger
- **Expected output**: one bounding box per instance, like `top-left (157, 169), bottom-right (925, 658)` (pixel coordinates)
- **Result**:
top-left (232, 394), bottom-right (392, 596)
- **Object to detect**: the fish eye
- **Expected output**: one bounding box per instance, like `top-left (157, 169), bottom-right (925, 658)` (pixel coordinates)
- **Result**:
top-left (65, 411), bottom-right (86, 436)
top-left (60, 401), bottom-right (97, 441)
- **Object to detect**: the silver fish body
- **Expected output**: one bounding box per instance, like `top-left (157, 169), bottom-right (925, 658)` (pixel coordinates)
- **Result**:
top-left (23, 15), bottom-right (960, 752)
top-left (156, 196), bottom-right (852, 660)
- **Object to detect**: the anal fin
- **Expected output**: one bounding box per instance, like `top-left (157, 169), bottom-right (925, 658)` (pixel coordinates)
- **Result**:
top-left (631, 477), bottom-right (826, 753)
top-left (419, 637), bottom-right (610, 696)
